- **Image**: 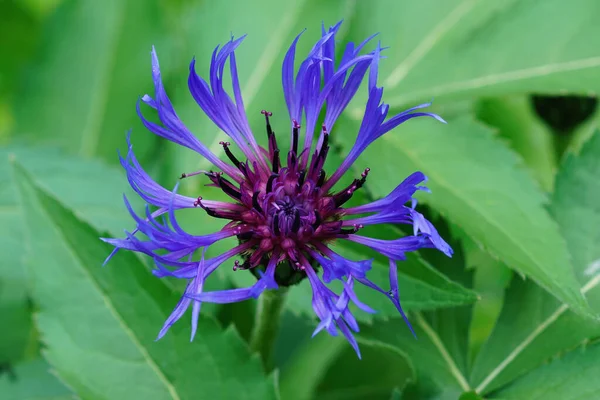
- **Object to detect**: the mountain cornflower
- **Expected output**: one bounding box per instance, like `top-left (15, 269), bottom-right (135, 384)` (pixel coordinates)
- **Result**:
top-left (103, 21), bottom-right (453, 358)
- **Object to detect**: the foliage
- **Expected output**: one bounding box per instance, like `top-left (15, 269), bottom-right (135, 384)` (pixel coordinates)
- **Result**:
top-left (2, 0), bottom-right (600, 398)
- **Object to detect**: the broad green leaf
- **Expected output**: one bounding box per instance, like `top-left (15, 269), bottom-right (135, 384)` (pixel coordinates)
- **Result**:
top-left (360, 315), bottom-right (470, 399)
top-left (491, 343), bottom-right (600, 400)
top-left (314, 341), bottom-right (414, 400)
top-left (345, 0), bottom-right (600, 108)
top-left (0, 147), bottom-right (132, 363)
top-left (0, 290), bottom-right (34, 364)
top-left (14, 163), bottom-right (278, 400)
top-left (464, 237), bottom-right (512, 357)
top-left (470, 131), bottom-right (600, 394)
top-left (349, 115), bottom-right (592, 319)
top-left (356, 222), bottom-right (476, 400)
top-left (14, 0), bottom-right (166, 163)
top-left (0, 358), bottom-right (72, 400)
top-left (279, 324), bottom-right (414, 400)
top-left (417, 221), bottom-right (474, 379)
top-left (476, 96), bottom-right (557, 191)
top-left (553, 131), bottom-right (600, 283)
top-left (279, 334), bottom-right (347, 400)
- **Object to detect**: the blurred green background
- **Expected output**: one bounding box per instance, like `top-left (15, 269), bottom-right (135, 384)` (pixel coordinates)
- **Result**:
top-left (2, 0), bottom-right (600, 399)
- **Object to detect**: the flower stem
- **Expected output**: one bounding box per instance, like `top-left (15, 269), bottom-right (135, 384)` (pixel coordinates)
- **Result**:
top-left (249, 288), bottom-right (287, 371)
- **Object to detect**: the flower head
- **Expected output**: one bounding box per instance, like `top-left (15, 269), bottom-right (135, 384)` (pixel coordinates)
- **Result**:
top-left (104, 21), bottom-right (452, 358)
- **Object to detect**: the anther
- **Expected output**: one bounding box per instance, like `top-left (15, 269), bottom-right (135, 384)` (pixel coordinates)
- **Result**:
top-left (321, 129), bottom-right (329, 151)
top-left (292, 120), bottom-right (300, 154)
top-left (312, 210), bottom-right (322, 230)
top-left (237, 231), bottom-right (254, 241)
top-left (316, 169), bottom-right (326, 187)
top-left (252, 192), bottom-right (262, 212)
top-left (220, 141), bottom-right (241, 168)
top-left (193, 196), bottom-right (203, 207)
top-left (273, 214), bottom-right (280, 236)
top-left (297, 169), bottom-right (306, 187)
top-left (291, 209), bottom-right (301, 233)
top-left (272, 149), bottom-right (280, 173)
top-left (261, 110), bottom-right (274, 137)
top-left (233, 260), bottom-right (240, 271)
top-left (266, 174), bottom-right (278, 193)
top-left (180, 170), bottom-right (205, 179)
top-left (216, 175), bottom-right (242, 200)
top-left (340, 224), bottom-right (363, 234)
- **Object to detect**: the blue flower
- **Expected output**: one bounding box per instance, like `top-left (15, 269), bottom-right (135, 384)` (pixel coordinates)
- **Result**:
top-left (104, 21), bottom-right (452, 358)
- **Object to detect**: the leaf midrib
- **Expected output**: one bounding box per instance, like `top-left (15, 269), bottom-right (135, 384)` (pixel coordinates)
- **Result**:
top-left (387, 55), bottom-right (600, 107)
top-left (475, 274), bottom-right (600, 394)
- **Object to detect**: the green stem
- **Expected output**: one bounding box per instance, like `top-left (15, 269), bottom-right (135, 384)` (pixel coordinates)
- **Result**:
top-left (249, 288), bottom-right (287, 371)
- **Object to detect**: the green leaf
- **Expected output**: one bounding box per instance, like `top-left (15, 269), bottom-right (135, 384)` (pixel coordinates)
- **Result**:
top-left (491, 343), bottom-right (600, 400)
top-left (13, 162), bottom-right (278, 400)
top-left (0, 290), bottom-right (34, 364)
top-left (314, 341), bottom-right (414, 400)
top-left (470, 130), bottom-right (600, 394)
top-left (279, 326), bottom-right (414, 400)
top-left (0, 358), bottom-right (73, 400)
top-left (351, 115), bottom-right (592, 319)
top-left (13, 0), bottom-right (166, 163)
top-left (359, 314), bottom-right (470, 399)
top-left (476, 96), bottom-right (557, 191)
top-left (553, 131), bottom-right (600, 283)
top-left (346, 0), bottom-right (600, 107)
top-left (279, 334), bottom-right (347, 400)
top-left (0, 147), bottom-right (133, 363)
top-left (463, 236), bottom-right (512, 357)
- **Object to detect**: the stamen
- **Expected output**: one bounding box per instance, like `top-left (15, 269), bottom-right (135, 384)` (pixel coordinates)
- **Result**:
top-left (272, 149), bottom-right (280, 173)
top-left (332, 169), bottom-right (370, 207)
top-left (266, 174), bottom-right (278, 193)
top-left (288, 151), bottom-right (297, 168)
top-left (317, 169), bottom-right (326, 187)
top-left (312, 210), bottom-right (322, 229)
top-left (216, 174), bottom-right (242, 200)
top-left (261, 110), bottom-right (274, 137)
top-left (180, 170), bottom-right (206, 179)
top-left (233, 260), bottom-right (240, 271)
top-left (291, 209), bottom-right (301, 233)
top-left (297, 169), bottom-right (306, 187)
top-left (252, 192), bottom-right (262, 212)
top-left (361, 167), bottom-right (370, 179)
top-left (273, 214), bottom-right (280, 236)
top-left (340, 224), bottom-right (363, 234)
top-left (220, 141), bottom-right (241, 168)
top-left (193, 196), bottom-right (203, 207)
top-left (195, 196), bottom-right (224, 218)
top-left (237, 231), bottom-right (254, 241)
top-left (321, 125), bottom-right (329, 150)
top-left (292, 120), bottom-right (300, 154)
top-left (237, 260), bottom-right (251, 270)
